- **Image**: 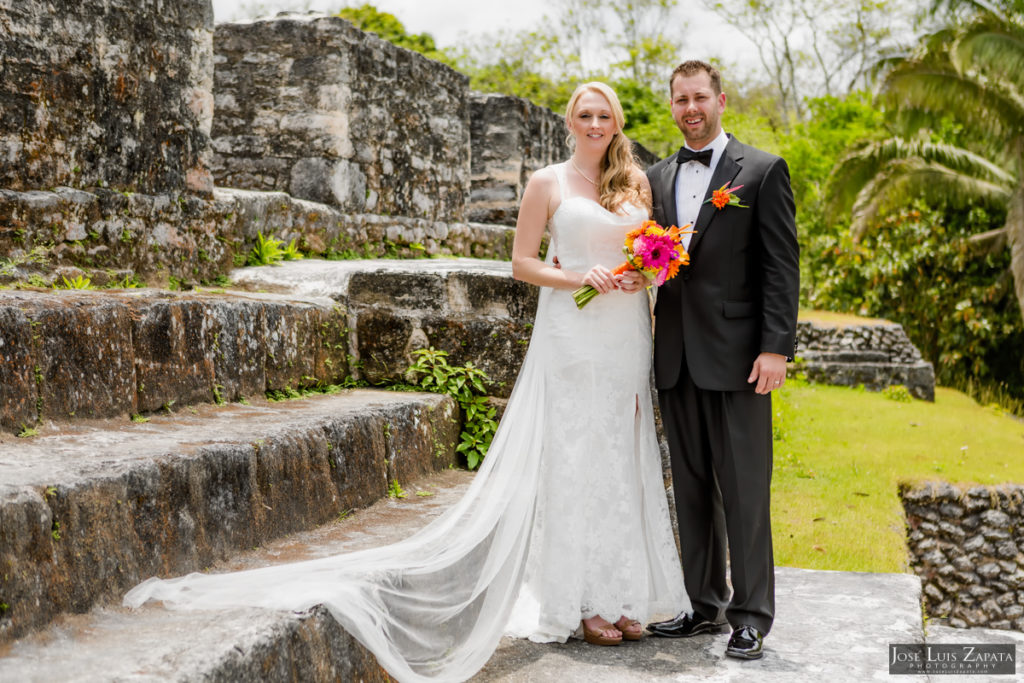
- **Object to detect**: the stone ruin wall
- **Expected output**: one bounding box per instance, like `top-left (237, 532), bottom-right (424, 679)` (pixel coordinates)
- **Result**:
top-left (468, 93), bottom-right (570, 225)
top-left (0, 5), bottom-right (576, 283)
top-left (211, 15), bottom-right (470, 222)
top-left (902, 482), bottom-right (1024, 631)
top-left (0, 0), bottom-right (214, 196)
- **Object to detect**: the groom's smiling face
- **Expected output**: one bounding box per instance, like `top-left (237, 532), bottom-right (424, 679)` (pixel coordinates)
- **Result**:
top-left (670, 73), bottom-right (726, 150)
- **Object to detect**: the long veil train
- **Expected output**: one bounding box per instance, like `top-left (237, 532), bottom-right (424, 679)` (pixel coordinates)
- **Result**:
top-left (125, 340), bottom-right (549, 683)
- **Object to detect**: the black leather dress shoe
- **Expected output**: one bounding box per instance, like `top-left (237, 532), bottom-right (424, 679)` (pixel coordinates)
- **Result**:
top-left (645, 611), bottom-right (726, 638)
top-left (725, 625), bottom-right (765, 659)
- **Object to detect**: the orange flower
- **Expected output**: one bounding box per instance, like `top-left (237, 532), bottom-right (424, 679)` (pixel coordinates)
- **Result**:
top-left (711, 188), bottom-right (731, 209)
top-left (706, 183), bottom-right (747, 210)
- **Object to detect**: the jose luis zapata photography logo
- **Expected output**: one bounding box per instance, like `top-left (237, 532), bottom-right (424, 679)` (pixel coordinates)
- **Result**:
top-left (890, 644), bottom-right (1016, 675)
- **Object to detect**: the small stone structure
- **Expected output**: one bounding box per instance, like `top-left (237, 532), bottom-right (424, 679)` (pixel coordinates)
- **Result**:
top-left (796, 320), bottom-right (935, 400)
top-left (0, 0), bottom-right (214, 195)
top-left (902, 481), bottom-right (1024, 630)
top-left (212, 14), bottom-right (470, 221)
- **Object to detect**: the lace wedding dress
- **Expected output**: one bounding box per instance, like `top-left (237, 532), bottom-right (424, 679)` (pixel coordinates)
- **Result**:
top-left (124, 162), bottom-right (687, 682)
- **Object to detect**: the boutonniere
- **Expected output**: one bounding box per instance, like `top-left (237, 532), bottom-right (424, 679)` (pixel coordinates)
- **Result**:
top-left (705, 183), bottom-right (748, 210)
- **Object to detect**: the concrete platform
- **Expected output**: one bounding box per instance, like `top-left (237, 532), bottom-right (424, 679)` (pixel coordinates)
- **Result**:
top-left (6, 470), bottom-right (1012, 682)
top-left (477, 567), bottom-right (925, 682)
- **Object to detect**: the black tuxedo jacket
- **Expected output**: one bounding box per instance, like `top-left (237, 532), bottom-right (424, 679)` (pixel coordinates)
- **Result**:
top-left (648, 135), bottom-right (799, 392)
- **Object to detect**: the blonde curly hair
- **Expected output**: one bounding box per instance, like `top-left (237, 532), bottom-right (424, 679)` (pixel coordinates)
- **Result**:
top-left (564, 82), bottom-right (649, 213)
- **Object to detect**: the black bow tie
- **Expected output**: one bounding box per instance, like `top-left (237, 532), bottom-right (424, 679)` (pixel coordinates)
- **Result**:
top-left (677, 147), bottom-right (713, 167)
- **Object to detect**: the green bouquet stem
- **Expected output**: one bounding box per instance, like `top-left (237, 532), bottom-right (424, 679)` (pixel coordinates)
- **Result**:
top-left (572, 284), bottom-right (600, 309)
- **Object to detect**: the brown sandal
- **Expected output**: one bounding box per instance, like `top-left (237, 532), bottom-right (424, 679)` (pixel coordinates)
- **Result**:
top-left (615, 618), bottom-right (644, 641)
top-left (582, 621), bottom-right (622, 646)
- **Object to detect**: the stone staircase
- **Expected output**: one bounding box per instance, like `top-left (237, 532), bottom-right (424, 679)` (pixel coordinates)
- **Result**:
top-left (0, 254), bottom-right (534, 663)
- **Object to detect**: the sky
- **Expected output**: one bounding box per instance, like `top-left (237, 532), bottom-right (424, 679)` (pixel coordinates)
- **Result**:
top-left (209, 0), bottom-right (760, 73)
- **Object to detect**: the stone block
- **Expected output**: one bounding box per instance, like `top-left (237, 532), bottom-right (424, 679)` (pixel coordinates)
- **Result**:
top-left (978, 562), bottom-right (1002, 580)
top-left (939, 503), bottom-right (964, 518)
top-left (353, 307), bottom-right (417, 385)
top-left (262, 301), bottom-right (328, 391)
top-left (982, 509), bottom-right (1011, 528)
top-left (204, 297), bottom-right (268, 401)
top-left (963, 534), bottom-right (986, 552)
top-left (0, 301), bottom-right (38, 430)
top-left (129, 295), bottom-right (217, 412)
top-left (938, 521), bottom-right (965, 543)
top-left (25, 293), bottom-right (137, 419)
top-left (348, 270), bottom-right (448, 312)
top-left (997, 542), bottom-right (1019, 560)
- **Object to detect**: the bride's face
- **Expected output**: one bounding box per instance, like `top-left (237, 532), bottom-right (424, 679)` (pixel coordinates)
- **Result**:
top-left (568, 91), bottom-right (617, 153)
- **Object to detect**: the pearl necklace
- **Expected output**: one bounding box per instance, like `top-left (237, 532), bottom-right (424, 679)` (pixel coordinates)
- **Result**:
top-left (570, 158), bottom-right (599, 187)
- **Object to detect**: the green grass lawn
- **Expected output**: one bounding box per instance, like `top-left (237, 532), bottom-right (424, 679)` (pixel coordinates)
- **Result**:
top-left (772, 381), bottom-right (1024, 573)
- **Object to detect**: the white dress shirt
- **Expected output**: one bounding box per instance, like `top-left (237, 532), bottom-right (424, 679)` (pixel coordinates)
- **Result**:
top-left (674, 129), bottom-right (730, 251)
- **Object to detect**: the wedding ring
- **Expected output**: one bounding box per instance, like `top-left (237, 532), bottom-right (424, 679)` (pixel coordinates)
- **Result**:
top-left (773, 381), bottom-right (780, 384)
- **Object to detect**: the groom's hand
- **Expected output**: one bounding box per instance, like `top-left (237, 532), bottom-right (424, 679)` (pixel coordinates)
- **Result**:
top-left (617, 271), bottom-right (645, 293)
top-left (748, 352), bottom-right (787, 394)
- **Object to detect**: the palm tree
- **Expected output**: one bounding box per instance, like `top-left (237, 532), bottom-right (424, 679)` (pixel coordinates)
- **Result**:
top-left (826, 0), bottom-right (1024, 322)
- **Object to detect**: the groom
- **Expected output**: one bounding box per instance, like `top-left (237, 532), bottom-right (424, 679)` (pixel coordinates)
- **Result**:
top-left (644, 60), bottom-right (799, 660)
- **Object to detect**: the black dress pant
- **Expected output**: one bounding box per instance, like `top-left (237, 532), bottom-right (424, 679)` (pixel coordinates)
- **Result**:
top-left (658, 369), bottom-right (775, 634)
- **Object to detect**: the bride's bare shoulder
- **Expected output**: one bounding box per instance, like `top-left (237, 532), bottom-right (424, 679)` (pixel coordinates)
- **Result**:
top-left (527, 165), bottom-right (559, 186)
top-left (521, 165), bottom-right (560, 200)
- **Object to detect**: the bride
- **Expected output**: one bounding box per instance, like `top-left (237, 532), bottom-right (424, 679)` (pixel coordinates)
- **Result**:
top-left (125, 82), bottom-right (688, 682)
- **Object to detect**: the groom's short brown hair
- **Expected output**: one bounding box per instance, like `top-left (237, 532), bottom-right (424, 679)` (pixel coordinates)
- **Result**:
top-left (670, 60), bottom-right (722, 96)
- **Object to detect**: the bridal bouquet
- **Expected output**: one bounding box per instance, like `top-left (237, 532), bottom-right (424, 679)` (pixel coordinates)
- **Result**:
top-left (572, 220), bottom-right (693, 309)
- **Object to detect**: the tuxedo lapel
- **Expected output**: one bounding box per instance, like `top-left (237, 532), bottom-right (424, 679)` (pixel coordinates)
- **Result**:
top-left (686, 138), bottom-right (743, 256)
top-left (659, 154), bottom-right (681, 228)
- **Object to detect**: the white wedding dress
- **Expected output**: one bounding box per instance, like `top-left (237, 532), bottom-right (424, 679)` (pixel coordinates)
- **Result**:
top-left (124, 161), bottom-right (687, 682)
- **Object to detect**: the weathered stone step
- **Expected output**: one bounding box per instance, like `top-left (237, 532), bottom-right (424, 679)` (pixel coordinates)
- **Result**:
top-left (0, 288), bottom-right (351, 432)
top-left (0, 469), bottom-right (472, 682)
top-left (0, 389), bottom-right (458, 643)
top-left (1, 466), bottom-right (966, 683)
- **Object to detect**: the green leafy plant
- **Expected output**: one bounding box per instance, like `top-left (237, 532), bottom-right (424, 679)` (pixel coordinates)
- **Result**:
top-left (17, 424), bottom-right (39, 438)
top-left (247, 232), bottom-right (284, 266)
top-left (55, 274), bottom-right (94, 290)
top-left (388, 480), bottom-right (407, 499)
top-left (0, 245), bottom-right (49, 276)
top-left (51, 520), bottom-right (61, 541)
top-left (280, 239), bottom-right (303, 261)
top-left (247, 232), bottom-right (303, 266)
top-left (130, 413), bottom-right (150, 423)
top-left (406, 347), bottom-right (497, 470)
top-left (882, 385), bottom-right (913, 403)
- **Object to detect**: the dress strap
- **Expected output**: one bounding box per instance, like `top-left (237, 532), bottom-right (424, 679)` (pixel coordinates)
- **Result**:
top-left (553, 162), bottom-right (570, 201)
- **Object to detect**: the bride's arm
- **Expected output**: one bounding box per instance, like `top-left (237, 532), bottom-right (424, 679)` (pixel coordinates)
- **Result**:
top-left (511, 169), bottom-right (617, 293)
